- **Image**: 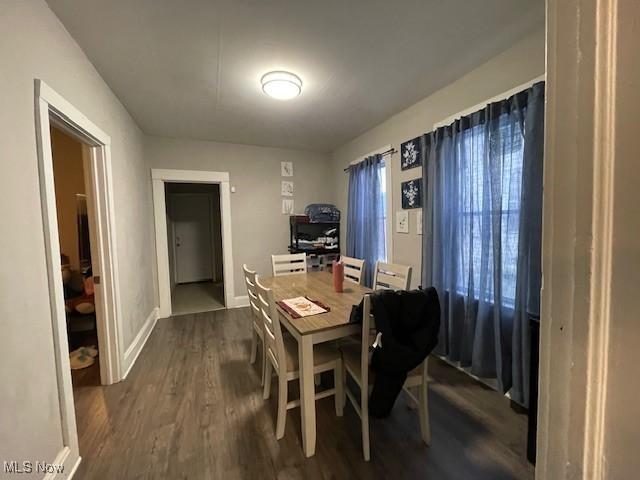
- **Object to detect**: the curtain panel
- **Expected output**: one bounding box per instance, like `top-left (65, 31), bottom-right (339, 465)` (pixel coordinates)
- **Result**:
top-left (421, 81), bottom-right (545, 405)
top-left (346, 154), bottom-right (386, 287)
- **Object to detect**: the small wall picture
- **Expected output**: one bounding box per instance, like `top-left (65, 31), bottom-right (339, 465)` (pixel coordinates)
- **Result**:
top-left (282, 198), bottom-right (294, 215)
top-left (281, 180), bottom-right (294, 196)
top-left (396, 210), bottom-right (409, 233)
top-left (416, 209), bottom-right (423, 235)
top-left (400, 136), bottom-right (423, 171)
top-left (401, 178), bottom-right (422, 209)
top-left (281, 161), bottom-right (293, 177)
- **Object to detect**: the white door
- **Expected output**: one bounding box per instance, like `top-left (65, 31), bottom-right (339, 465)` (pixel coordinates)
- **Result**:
top-left (172, 194), bottom-right (214, 284)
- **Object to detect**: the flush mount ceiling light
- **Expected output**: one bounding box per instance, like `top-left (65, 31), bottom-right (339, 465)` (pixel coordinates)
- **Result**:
top-left (261, 71), bottom-right (302, 100)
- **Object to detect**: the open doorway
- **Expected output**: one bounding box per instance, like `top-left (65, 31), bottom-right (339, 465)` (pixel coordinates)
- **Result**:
top-left (51, 126), bottom-right (101, 387)
top-left (151, 169), bottom-right (236, 318)
top-left (34, 80), bottom-right (124, 474)
top-left (166, 183), bottom-right (225, 314)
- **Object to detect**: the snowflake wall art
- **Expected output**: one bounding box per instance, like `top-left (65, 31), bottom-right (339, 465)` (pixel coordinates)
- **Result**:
top-left (400, 136), bottom-right (423, 171)
top-left (401, 178), bottom-right (422, 209)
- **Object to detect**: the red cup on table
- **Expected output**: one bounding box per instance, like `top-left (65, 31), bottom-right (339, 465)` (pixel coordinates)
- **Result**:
top-left (332, 261), bottom-right (344, 293)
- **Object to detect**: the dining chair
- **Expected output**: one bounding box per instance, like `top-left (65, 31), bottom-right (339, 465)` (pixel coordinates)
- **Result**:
top-left (271, 253), bottom-right (307, 276)
top-left (372, 261), bottom-right (412, 290)
top-left (340, 255), bottom-right (366, 285)
top-left (243, 264), bottom-right (266, 386)
top-left (341, 294), bottom-right (431, 461)
top-left (254, 276), bottom-right (344, 440)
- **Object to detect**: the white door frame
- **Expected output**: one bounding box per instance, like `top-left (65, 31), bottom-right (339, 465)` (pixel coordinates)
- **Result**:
top-left (34, 79), bottom-right (124, 476)
top-left (152, 169), bottom-right (235, 317)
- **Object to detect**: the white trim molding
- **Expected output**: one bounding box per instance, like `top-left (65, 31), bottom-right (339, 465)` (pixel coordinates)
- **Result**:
top-left (151, 169), bottom-right (235, 318)
top-left (33, 79), bottom-right (125, 476)
top-left (537, 0), bottom-right (622, 479)
top-left (42, 446), bottom-right (80, 480)
top-left (122, 307), bottom-right (160, 378)
top-left (233, 295), bottom-right (250, 308)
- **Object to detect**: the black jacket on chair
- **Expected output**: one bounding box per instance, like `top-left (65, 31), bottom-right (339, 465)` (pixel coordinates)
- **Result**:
top-left (350, 287), bottom-right (441, 418)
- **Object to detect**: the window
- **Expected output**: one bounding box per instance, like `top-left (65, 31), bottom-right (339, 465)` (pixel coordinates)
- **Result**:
top-left (455, 114), bottom-right (524, 305)
top-left (346, 149), bottom-right (390, 286)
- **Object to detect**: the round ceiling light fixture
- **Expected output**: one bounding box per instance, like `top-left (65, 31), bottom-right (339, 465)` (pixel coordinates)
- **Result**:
top-left (261, 71), bottom-right (302, 100)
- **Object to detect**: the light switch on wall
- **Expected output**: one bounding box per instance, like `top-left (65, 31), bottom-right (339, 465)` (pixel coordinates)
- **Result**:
top-left (231, 186), bottom-right (236, 193)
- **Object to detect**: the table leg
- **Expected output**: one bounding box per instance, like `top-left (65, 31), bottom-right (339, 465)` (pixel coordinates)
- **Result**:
top-left (298, 335), bottom-right (316, 457)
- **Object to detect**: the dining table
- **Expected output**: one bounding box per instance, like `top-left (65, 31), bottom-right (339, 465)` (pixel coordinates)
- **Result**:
top-left (259, 270), bottom-right (371, 457)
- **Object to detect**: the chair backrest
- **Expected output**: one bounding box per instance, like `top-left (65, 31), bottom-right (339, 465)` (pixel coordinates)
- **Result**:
top-left (243, 264), bottom-right (260, 319)
top-left (255, 276), bottom-right (286, 374)
top-left (271, 253), bottom-right (307, 276)
top-left (372, 261), bottom-right (412, 291)
top-left (242, 264), bottom-right (261, 321)
top-left (341, 255), bottom-right (365, 285)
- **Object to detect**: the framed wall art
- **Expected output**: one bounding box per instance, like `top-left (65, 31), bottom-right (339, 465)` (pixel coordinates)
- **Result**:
top-left (281, 180), bottom-right (294, 196)
top-left (281, 161), bottom-right (293, 177)
top-left (400, 136), bottom-right (423, 171)
top-left (401, 178), bottom-right (422, 209)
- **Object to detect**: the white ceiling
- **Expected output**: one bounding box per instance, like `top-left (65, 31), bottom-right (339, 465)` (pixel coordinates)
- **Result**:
top-left (47, 0), bottom-right (544, 152)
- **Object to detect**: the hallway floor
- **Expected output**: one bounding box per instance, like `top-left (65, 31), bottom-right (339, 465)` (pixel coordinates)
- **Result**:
top-left (72, 308), bottom-right (534, 479)
top-left (171, 281), bottom-right (224, 315)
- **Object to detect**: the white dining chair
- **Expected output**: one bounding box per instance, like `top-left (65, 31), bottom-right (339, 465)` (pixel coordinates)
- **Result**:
top-left (341, 294), bottom-right (430, 461)
top-left (255, 276), bottom-right (344, 440)
top-left (243, 264), bottom-right (266, 386)
top-left (271, 253), bottom-right (307, 276)
top-left (372, 261), bottom-right (412, 291)
top-left (340, 255), bottom-right (366, 285)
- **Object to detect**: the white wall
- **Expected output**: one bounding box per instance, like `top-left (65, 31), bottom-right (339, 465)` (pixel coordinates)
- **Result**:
top-left (146, 136), bottom-right (332, 297)
top-left (330, 28), bottom-right (545, 288)
top-left (0, 1), bottom-right (157, 472)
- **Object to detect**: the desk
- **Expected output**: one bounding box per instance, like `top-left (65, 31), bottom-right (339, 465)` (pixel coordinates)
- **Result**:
top-left (260, 271), bottom-right (370, 457)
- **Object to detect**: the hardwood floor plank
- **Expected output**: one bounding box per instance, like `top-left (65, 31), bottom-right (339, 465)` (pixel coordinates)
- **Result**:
top-left (73, 308), bottom-right (534, 479)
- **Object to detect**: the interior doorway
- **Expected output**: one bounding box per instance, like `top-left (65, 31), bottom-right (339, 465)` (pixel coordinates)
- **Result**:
top-left (34, 80), bottom-right (124, 474)
top-left (50, 126), bottom-right (102, 387)
top-left (152, 168), bottom-right (236, 318)
top-left (166, 183), bottom-right (225, 314)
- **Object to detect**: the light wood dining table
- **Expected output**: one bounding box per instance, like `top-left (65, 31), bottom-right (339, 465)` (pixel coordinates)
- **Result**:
top-left (259, 270), bottom-right (371, 457)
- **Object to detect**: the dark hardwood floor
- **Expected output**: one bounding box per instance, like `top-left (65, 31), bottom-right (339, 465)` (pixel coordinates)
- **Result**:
top-left (73, 308), bottom-right (534, 479)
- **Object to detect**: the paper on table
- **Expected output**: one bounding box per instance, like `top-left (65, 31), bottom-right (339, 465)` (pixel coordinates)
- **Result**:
top-left (278, 296), bottom-right (329, 318)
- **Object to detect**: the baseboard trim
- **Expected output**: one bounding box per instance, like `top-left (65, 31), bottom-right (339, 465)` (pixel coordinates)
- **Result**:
top-left (232, 295), bottom-right (249, 308)
top-left (122, 307), bottom-right (159, 379)
top-left (42, 446), bottom-right (80, 479)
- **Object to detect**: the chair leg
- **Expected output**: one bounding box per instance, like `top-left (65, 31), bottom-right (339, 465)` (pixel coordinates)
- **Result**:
top-left (250, 328), bottom-right (258, 364)
top-left (361, 387), bottom-right (370, 461)
top-left (418, 380), bottom-right (431, 445)
top-left (260, 340), bottom-right (266, 386)
top-left (263, 360), bottom-right (273, 400)
top-left (341, 360), bottom-right (347, 409)
top-left (406, 387), bottom-right (418, 410)
top-left (334, 361), bottom-right (344, 417)
top-left (276, 375), bottom-right (288, 440)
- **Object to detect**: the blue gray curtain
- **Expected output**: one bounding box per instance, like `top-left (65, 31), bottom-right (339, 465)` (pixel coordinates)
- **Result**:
top-left (347, 154), bottom-right (386, 287)
top-left (421, 82), bottom-right (545, 405)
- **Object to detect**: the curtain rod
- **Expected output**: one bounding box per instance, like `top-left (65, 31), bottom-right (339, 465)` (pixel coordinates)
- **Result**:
top-left (343, 147), bottom-right (397, 172)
